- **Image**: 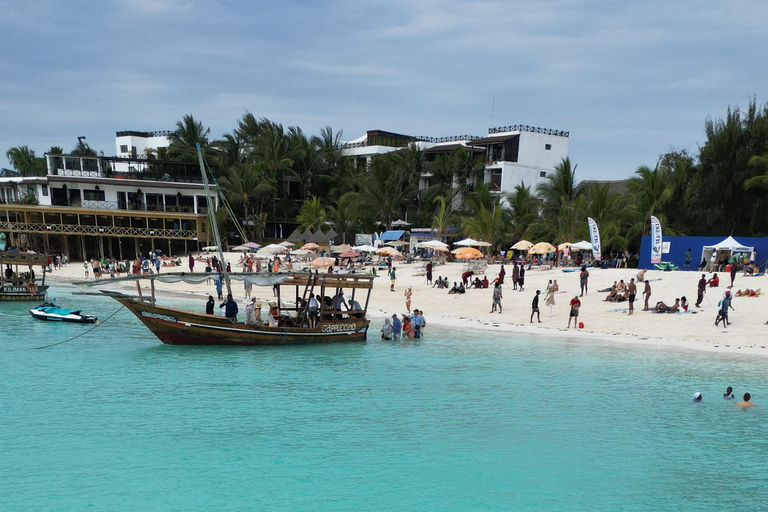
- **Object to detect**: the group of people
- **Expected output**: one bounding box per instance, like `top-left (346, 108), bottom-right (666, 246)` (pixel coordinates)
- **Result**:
top-left (381, 310), bottom-right (427, 340)
top-left (692, 387), bottom-right (755, 407)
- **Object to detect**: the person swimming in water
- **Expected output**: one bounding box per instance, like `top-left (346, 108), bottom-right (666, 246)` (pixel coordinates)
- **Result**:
top-left (723, 386), bottom-right (735, 399)
top-left (692, 392), bottom-right (702, 402)
top-left (736, 393), bottom-right (755, 408)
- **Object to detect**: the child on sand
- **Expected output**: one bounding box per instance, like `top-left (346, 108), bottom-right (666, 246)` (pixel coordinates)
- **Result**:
top-left (567, 296), bottom-right (581, 328)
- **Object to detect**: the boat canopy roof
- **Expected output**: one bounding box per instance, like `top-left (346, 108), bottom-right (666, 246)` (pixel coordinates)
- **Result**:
top-left (0, 251), bottom-right (48, 265)
top-left (72, 271), bottom-right (375, 288)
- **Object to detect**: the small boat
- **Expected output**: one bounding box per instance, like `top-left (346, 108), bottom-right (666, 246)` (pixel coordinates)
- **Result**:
top-left (29, 301), bottom-right (98, 323)
top-left (1, 251), bottom-right (49, 301)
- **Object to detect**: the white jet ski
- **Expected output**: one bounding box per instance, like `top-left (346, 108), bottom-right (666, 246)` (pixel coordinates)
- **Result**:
top-left (29, 300), bottom-right (98, 323)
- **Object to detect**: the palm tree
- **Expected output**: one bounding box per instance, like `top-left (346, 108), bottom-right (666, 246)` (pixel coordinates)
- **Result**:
top-left (327, 192), bottom-right (359, 244)
top-left (168, 114), bottom-right (212, 161)
top-left (537, 157), bottom-right (578, 217)
top-left (257, 122), bottom-right (294, 203)
top-left (48, 146), bottom-right (63, 154)
top-left (357, 154), bottom-right (415, 231)
top-left (462, 204), bottom-right (508, 244)
top-left (217, 163), bottom-right (276, 240)
top-left (5, 146), bottom-right (44, 176)
top-left (506, 183), bottom-right (540, 241)
top-left (296, 196), bottom-right (327, 232)
top-left (626, 165), bottom-right (672, 241)
top-left (584, 183), bottom-right (629, 250)
top-left (431, 195), bottom-right (455, 240)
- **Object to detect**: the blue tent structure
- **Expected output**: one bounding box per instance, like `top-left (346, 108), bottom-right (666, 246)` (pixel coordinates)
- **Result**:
top-left (380, 230), bottom-right (407, 242)
top-left (639, 235), bottom-right (768, 270)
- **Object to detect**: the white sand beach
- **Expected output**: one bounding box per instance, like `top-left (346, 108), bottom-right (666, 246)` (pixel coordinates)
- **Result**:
top-left (46, 257), bottom-right (768, 356)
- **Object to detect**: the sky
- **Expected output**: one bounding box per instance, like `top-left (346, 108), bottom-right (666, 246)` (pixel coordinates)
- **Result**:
top-left (1, 0), bottom-right (767, 180)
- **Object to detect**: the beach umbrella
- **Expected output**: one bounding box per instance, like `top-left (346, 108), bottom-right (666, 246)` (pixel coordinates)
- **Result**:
top-left (290, 249), bottom-right (313, 256)
top-left (391, 219), bottom-right (411, 227)
top-left (300, 242), bottom-right (322, 250)
top-left (354, 244), bottom-right (378, 252)
top-left (310, 257), bottom-right (335, 268)
top-left (454, 238), bottom-right (492, 247)
top-left (377, 246), bottom-right (403, 258)
top-left (385, 240), bottom-right (407, 247)
top-left (529, 242), bottom-right (557, 254)
top-left (231, 245), bottom-right (252, 252)
top-left (338, 250), bottom-right (361, 259)
top-left (254, 249), bottom-right (274, 259)
top-left (557, 242), bottom-right (571, 251)
top-left (202, 246), bottom-right (219, 251)
top-left (452, 247), bottom-right (484, 259)
top-left (262, 244), bottom-right (288, 253)
top-left (331, 244), bottom-right (354, 253)
top-left (568, 240), bottom-right (593, 251)
top-left (278, 241), bottom-right (295, 247)
top-left (243, 242), bottom-right (261, 249)
top-left (421, 240), bottom-right (450, 252)
top-left (511, 240), bottom-right (533, 251)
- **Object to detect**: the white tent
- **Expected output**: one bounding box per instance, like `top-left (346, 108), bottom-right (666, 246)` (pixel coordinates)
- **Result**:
top-left (568, 241), bottom-right (593, 251)
top-left (454, 238), bottom-right (492, 247)
top-left (700, 236), bottom-right (754, 270)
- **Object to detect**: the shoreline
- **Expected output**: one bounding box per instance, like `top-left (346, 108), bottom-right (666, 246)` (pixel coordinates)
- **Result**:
top-left (44, 258), bottom-right (768, 357)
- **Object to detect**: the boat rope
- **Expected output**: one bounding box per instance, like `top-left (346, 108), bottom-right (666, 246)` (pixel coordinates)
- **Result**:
top-left (32, 305), bottom-right (125, 350)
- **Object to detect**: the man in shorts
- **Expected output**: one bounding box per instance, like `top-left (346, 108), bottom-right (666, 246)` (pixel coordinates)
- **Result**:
top-left (568, 295), bottom-right (581, 328)
top-left (389, 267), bottom-right (397, 292)
top-left (627, 278), bottom-right (637, 315)
top-left (530, 290), bottom-right (541, 323)
top-left (695, 273), bottom-right (707, 307)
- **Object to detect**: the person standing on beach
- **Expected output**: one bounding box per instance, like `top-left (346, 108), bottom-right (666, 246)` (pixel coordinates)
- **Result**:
top-left (512, 262), bottom-right (519, 289)
top-left (642, 280), bottom-right (652, 311)
top-left (518, 266), bottom-right (525, 292)
top-left (404, 286), bottom-right (412, 314)
top-left (715, 290), bottom-right (734, 327)
top-left (530, 290), bottom-right (541, 323)
top-left (567, 296), bottom-right (581, 328)
top-left (695, 273), bottom-right (707, 307)
top-left (389, 267), bottom-right (397, 292)
top-left (730, 260), bottom-right (738, 288)
top-left (684, 248), bottom-right (692, 270)
top-left (627, 278), bottom-right (637, 315)
top-left (426, 262), bottom-right (433, 285)
top-left (499, 263), bottom-right (506, 286)
top-left (189, 254), bottom-right (195, 273)
top-left (491, 282), bottom-right (503, 313)
top-left (579, 266), bottom-right (589, 296)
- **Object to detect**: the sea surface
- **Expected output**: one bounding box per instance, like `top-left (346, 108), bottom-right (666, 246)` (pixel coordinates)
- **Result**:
top-left (1, 284), bottom-right (766, 511)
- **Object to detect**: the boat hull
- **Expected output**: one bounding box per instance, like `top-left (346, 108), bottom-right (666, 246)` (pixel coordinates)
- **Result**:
top-left (116, 297), bottom-right (369, 346)
top-left (0, 285), bottom-right (48, 301)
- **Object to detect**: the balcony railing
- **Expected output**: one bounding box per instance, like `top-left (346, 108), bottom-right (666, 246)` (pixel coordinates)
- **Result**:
top-left (76, 200), bottom-right (204, 214)
top-left (488, 125), bottom-right (569, 137)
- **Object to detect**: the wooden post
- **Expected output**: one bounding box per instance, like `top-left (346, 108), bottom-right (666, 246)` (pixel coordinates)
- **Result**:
top-left (150, 278), bottom-right (155, 306)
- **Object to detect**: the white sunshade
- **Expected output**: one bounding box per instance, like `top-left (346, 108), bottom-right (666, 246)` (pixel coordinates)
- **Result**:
top-left (278, 241), bottom-right (295, 247)
top-left (261, 244), bottom-right (288, 253)
top-left (421, 240), bottom-right (449, 248)
top-left (354, 245), bottom-right (378, 252)
top-left (702, 236), bottom-right (753, 252)
top-left (568, 241), bottom-right (593, 251)
top-left (454, 238), bottom-right (492, 247)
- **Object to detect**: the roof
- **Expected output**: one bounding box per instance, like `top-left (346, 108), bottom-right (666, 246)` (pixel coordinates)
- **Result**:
top-left (380, 230), bottom-right (406, 241)
top-left (469, 133), bottom-right (520, 145)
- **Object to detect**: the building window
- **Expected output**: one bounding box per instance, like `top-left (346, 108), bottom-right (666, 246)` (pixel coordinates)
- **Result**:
top-left (120, 145), bottom-right (128, 153)
top-left (540, 171), bottom-right (547, 178)
top-left (41, 186), bottom-right (49, 196)
top-left (489, 169), bottom-right (502, 191)
top-left (83, 189), bottom-right (105, 201)
top-left (545, 144), bottom-right (552, 150)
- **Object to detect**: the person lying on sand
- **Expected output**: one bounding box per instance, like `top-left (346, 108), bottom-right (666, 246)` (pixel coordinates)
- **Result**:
top-left (654, 298), bottom-right (680, 313)
top-left (599, 281), bottom-right (617, 293)
top-left (734, 288), bottom-right (761, 297)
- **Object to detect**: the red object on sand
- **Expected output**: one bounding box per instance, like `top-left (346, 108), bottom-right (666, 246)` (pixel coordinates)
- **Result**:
top-left (578, 322), bottom-right (584, 329)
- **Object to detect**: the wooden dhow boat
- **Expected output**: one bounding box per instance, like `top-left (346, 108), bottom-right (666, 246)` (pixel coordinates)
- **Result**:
top-left (77, 270), bottom-right (374, 345)
top-left (0, 251), bottom-right (49, 301)
top-left (72, 143), bottom-right (374, 346)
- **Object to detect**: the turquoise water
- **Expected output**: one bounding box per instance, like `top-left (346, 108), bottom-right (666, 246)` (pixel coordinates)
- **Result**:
top-left (1, 285), bottom-right (766, 511)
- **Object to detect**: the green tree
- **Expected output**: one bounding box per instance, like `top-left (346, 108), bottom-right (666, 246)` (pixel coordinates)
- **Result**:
top-left (296, 196), bottom-right (327, 232)
top-left (327, 192), bottom-right (359, 244)
top-left (626, 165), bottom-right (672, 242)
top-left (506, 183), bottom-right (540, 241)
top-left (431, 195), bottom-right (455, 240)
top-left (5, 146), bottom-right (45, 176)
top-left (357, 154), bottom-right (415, 231)
top-left (168, 114), bottom-right (212, 161)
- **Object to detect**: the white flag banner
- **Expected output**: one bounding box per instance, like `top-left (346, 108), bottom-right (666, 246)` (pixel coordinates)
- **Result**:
top-left (650, 215), bottom-right (663, 264)
top-left (587, 217), bottom-right (602, 261)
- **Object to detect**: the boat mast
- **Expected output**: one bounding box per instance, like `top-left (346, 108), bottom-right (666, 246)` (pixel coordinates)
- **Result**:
top-left (197, 144), bottom-right (232, 296)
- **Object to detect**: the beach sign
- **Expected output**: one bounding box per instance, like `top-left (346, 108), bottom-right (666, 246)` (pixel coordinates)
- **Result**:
top-left (650, 216), bottom-right (663, 264)
top-left (587, 218), bottom-right (601, 261)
